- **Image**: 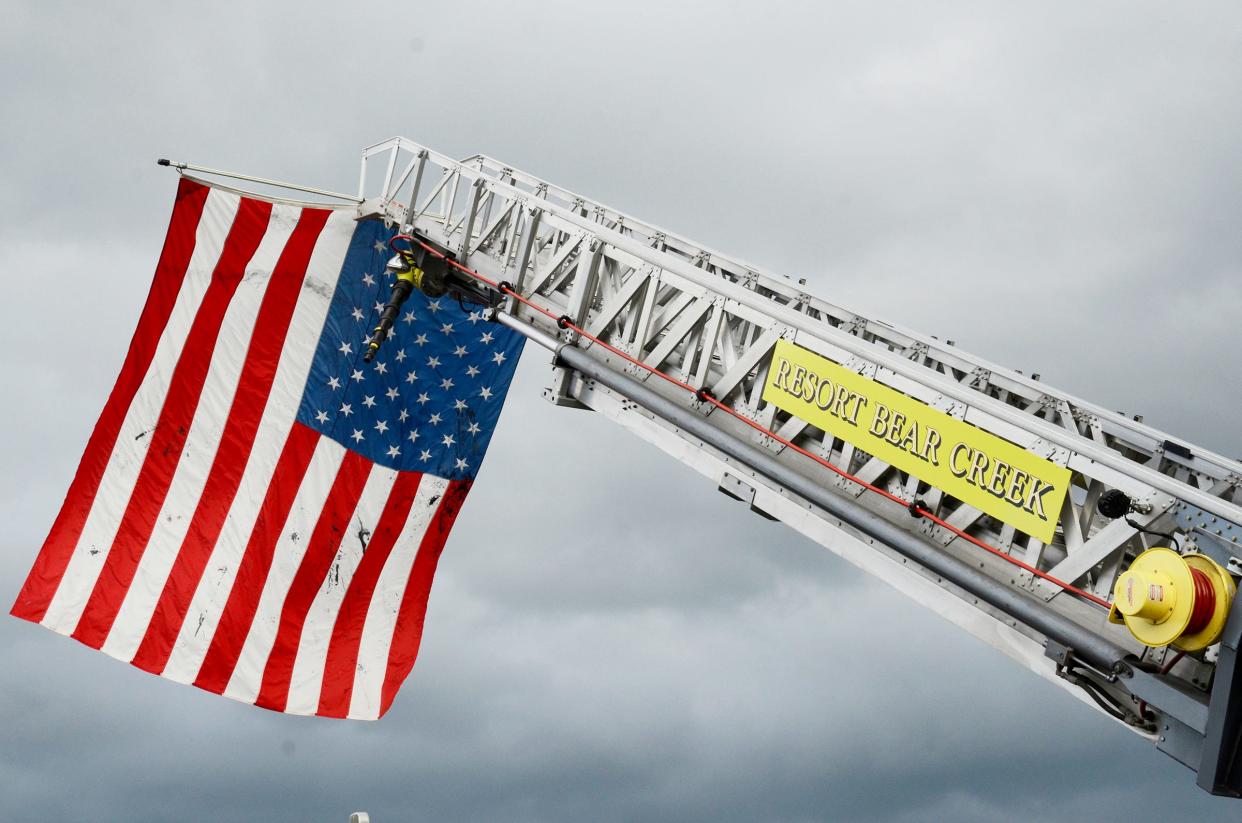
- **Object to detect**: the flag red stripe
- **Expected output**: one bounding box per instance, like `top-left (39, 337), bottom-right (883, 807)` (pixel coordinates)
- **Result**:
top-left (131, 207), bottom-right (333, 674)
top-left (379, 479), bottom-right (471, 717)
top-left (316, 471), bottom-right (424, 718)
top-left (192, 422), bottom-right (320, 694)
top-left (71, 197), bottom-right (273, 649)
top-left (11, 179), bottom-right (210, 623)
top-left (255, 450), bottom-right (372, 712)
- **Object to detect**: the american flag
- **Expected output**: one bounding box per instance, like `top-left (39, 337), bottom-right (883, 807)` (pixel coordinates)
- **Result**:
top-left (11, 178), bottom-right (524, 719)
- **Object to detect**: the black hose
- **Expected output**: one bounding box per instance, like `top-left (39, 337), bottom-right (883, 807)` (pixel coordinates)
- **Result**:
top-left (364, 278), bottom-right (413, 363)
top-left (1066, 669), bottom-right (1131, 723)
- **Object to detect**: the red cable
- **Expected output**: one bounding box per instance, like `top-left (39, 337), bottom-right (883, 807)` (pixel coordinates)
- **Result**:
top-left (1186, 568), bottom-right (1217, 636)
top-left (414, 239), bottom-right (1111, 610)
top-left (388, 233), bottom-right (416, 253)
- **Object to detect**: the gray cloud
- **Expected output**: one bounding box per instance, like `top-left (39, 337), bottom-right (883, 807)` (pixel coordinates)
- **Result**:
top-left (2, 1), bottom-right (1240, 820)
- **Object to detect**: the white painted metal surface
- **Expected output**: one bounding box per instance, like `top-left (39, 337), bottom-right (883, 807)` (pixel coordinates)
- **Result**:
top-left (349, 138), bottom-right (1242, 757)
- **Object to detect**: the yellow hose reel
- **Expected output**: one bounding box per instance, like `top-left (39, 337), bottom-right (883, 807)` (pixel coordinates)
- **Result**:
top-left (1109, 548), bottom-right (1236, 651)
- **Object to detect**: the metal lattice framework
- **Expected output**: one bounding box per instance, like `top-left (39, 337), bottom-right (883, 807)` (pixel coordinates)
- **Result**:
top-left (176, 137), bottom-right (1242, 791)
top-left (358, 137), bottom-right (1240, 586)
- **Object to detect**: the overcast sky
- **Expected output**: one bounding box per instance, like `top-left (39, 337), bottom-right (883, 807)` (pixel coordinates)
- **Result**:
top-left (3, 2), bottom-right (1241, 821)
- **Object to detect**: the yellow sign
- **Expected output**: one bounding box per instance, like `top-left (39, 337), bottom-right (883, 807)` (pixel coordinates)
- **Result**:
top-left (761, 340), bottom-right (1070, 542)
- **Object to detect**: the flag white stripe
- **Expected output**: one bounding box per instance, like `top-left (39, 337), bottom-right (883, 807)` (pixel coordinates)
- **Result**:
top-left (284, 465), bottom-right (400, 716)
top-left (100, 203), bottom-right (301, 660)
top-left (347, 473), bottom-right (450, 719)
top-left (162, 210), bottom-right (356, 685)
top-left (223, 435), bottom-right (346, 704)
top-left (21, 183), bottom-right (496, 719)
top-left (41, 189), bottom-right (242, 635)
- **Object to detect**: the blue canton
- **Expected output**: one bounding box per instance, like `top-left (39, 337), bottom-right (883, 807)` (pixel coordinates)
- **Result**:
top-left (297, 220), bottom-right (525, 480)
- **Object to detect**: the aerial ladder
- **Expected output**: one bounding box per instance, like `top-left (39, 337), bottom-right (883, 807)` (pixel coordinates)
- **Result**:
top-left (165, 137), bottom-right (1242, 795)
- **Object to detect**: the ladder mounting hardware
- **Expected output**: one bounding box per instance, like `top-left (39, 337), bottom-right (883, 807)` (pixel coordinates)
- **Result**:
top-left (1099, 488), bottom-right (1153, 518)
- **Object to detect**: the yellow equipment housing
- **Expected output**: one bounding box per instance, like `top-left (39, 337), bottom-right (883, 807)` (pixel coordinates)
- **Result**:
top-left (1109, 548), bottom-right (1236, 651)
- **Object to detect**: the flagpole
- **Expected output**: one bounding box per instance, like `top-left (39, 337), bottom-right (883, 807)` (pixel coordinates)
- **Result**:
top-left (157, 159), bottom-right (363, 203)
